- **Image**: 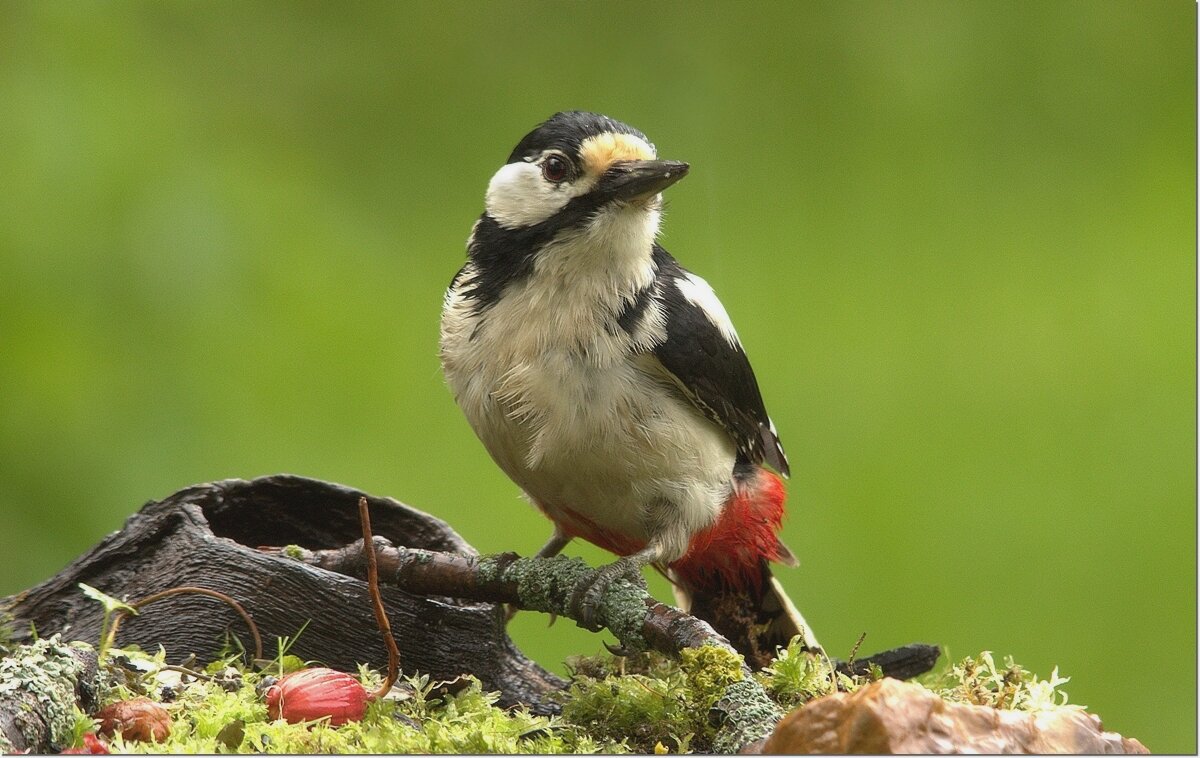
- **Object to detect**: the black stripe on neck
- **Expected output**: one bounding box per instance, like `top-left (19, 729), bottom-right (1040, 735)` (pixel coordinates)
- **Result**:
top-left (614, 246), bottom-right (674, 336)
top-left (461, 186), bottom-right (616, 311)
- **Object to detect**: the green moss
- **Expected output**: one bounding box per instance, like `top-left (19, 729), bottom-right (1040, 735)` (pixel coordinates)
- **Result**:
top-left (558, 645), bottom-right (753, 754)
top-left (26, 629), bottom-right (1082, 755)
top-left (70, 644), bottom-right (614, 754)
top-left (678, 646), bottom-right (743, 703)
top-left (281, 544), bottom-right (306, 560)
top-left (754, 636), bottom-right (838, 709)
top-left (558, 651), bottom-right (698, 753)
top-left (751, 636), bottom-right (891, 712)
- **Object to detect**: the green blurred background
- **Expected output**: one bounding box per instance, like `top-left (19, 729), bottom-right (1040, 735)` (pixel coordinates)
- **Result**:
top-left (0, 0), bottom-right (1194, 751)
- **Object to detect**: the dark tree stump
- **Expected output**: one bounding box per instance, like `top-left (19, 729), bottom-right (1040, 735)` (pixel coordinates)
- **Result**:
top-left (2, 475), bottom-right (566, 713)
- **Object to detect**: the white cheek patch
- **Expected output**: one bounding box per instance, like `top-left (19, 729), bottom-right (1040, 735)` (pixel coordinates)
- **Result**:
top-left (484, 161), bottom-right (598, 229)
top-left (485, 162), bottom-right (569, 228)
top-left (676, 272), bottom-right (741, 347)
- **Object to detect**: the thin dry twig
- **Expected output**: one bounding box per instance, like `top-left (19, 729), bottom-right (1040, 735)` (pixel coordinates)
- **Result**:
top-left (107, 586), bottom-right (263, 661)
top-left (358, 496), bottom-right (402, 700)
top-left (847, 632), bottom-right (867, 670)
top-left (161, 664), bottom-right (215, 682)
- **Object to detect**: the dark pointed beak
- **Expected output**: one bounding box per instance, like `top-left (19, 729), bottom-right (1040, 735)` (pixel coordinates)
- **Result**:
top-left (599, 159), bottom-right (690, 202)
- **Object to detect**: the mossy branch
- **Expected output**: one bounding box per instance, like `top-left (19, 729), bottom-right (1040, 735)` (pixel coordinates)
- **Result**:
top-left (267, 539), bottom-right (781, 748)
top-left (267, 539), bottom-right (742, 659)
top-left (264, 537), bottom-right (938, 753)
top-left (267, 537), bottom-right (937, 678)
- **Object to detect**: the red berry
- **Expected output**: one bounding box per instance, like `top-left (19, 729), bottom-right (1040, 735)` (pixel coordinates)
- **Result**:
top-left (264, 668), bottom-right (369, 726)
top-left (60, 732), bottom-right (110, 754)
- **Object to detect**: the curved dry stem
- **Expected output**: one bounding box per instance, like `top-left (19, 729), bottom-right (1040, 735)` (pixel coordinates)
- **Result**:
top-left (107, 586), bottom-right (263, 661)
top-left (358, 496), bottom-right (402, 700)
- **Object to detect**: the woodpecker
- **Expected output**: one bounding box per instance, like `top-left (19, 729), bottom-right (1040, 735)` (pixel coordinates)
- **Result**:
top-left (440, 111), bottom-right (820, 665)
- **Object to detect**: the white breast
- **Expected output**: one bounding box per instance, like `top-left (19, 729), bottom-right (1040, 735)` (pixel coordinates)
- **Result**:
top-left (440, 208), bottom-right (735, 561)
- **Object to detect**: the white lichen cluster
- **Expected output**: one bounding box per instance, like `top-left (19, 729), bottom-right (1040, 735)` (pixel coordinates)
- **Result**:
top-left (0, 634), bottom-right (98, 751)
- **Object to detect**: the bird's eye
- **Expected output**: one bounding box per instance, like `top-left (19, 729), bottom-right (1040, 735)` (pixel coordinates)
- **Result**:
top-left (542, 155), bottom-right (569, 182)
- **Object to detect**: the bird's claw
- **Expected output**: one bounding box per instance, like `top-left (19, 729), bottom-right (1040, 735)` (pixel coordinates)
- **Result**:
top-left (604, 641), bottom-right (632, 657)
top-left (569, 559), bottom-right (648, 632)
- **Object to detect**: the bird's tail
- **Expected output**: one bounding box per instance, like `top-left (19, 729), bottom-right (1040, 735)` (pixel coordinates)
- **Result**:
top-left (667, 467), bottom-right (822, 668)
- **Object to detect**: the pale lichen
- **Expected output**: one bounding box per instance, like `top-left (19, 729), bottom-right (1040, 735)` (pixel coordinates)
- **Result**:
top-left (0, 635), bottom-right (96, 750)
top-left (486, 554), bottom-right (593, 615)
top-left (592, 578), bottom-right (650, 654)
top-left (709, 679), bottom-right (784, 754)
top-left (481, 554), bottom-right (651, 653)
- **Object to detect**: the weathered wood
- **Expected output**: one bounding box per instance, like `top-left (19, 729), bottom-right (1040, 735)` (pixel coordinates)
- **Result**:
top-left (837, 642), bottom-right (942, 681)
top-left (1, 475), bottom-right (566, 713)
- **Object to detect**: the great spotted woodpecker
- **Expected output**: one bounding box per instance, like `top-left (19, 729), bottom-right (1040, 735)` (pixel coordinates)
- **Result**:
top-left (439, 111), bottom-right (820, 664)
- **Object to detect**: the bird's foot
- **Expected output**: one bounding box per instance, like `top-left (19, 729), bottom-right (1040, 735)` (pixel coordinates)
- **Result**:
top-left (569, 557), bottom-right (648, 632)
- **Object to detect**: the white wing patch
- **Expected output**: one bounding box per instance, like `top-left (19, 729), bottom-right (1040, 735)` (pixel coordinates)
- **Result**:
top-left (675, 272), bottom-right (741, 347)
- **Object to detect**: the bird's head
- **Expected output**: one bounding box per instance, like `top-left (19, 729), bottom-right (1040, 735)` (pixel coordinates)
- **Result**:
top-left (483, 111), bottom-right (689, 231)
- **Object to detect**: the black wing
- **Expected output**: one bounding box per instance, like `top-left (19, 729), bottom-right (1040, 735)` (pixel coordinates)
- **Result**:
top-left (646, 246), bottom-right (789, 476)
